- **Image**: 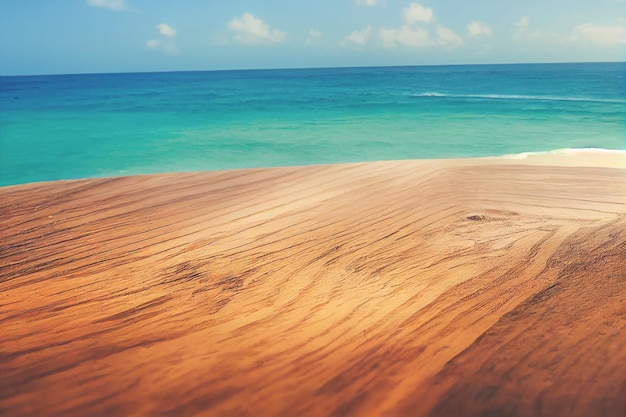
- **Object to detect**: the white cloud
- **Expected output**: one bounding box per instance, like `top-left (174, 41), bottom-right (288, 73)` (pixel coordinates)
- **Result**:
top-left (513, 16), bottom-right (537, 39)
top-left (86, 0), bottom-right (134, 12)
top-left (355, 0), bottom-right (383, 6)
top-left (157, 23), bottom-right (176, 37)
top-left (306, 29), bottom-right (323, 45)
top-left (516, 16), bottom-right (530, 30)
top-left (380, 26), bottom-right (430, 48)
top-left (228, 13), bottom-right (286, 45)
top-left (379, 3), bottom-right (464, 49)
top-left (437, 25), bottom-right (463, 46)
top-left (467, 21), bottom-right (492, 37)
top-left (512, 16), bottom-right (564, 43)
top-left (342, 25), bottom-right (373, 47)
top-left (146, 24), bottom-right (178, 54)
top-left (404, 3), bottom-right (434, 25)
top-left (573, 23), bottom-right (626, 45)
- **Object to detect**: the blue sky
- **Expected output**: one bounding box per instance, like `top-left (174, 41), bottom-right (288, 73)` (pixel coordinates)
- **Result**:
top-left (1, 0), bottom-right (625, 75)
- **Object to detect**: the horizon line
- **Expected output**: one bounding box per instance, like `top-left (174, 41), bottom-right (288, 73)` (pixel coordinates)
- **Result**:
top-left (1, 59), bottom-right (624, 78)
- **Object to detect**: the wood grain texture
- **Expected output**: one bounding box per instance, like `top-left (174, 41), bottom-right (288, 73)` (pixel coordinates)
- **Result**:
top-left (1, 159), bottom-right (625, 417)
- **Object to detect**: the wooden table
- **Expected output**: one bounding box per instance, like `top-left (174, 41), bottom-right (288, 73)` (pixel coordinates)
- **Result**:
top-left (1, 160), bottom-right (625, 416)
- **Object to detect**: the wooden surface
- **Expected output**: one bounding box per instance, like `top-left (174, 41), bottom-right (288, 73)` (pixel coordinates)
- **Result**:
top-left (1, 159), bottom-right (625, 416)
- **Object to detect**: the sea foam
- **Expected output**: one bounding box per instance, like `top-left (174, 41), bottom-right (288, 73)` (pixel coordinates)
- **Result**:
top-left (411, 92), bottom-right (626, 104)
top-left (503, 148), bottom-right (626, 159)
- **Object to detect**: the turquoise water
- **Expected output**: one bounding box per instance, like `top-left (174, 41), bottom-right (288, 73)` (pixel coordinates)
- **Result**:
top-left (1, 62), bottom-right (624, 186)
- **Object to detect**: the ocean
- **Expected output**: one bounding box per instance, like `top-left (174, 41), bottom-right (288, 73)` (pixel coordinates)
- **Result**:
top-left (1, 62), bottom-right (624, 186)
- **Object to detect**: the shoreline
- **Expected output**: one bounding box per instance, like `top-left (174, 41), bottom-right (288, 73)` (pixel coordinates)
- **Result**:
top-left (1, 147), bottom-right (624, 189)
top-left (493, 147), bottom-right (626, 168)
top-left (1, 154), bottom-right (625, 416)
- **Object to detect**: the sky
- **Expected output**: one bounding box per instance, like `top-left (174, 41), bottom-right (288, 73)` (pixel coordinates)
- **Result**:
top-left (0, 0), bottom-right (625, 75)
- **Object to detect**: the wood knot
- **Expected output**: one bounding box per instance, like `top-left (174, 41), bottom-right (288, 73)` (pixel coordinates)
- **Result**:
top-left (467, 215), bottom-right (487, 221)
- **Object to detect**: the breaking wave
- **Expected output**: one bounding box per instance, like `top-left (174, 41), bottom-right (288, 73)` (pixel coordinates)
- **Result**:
top-left (411, 92), bottom-right (626, 104)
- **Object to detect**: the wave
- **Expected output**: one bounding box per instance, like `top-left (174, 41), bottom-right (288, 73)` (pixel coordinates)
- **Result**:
top-left (501, 148), bottom-right (626, 159)
top-left (411, 92), bottom-right (626, 104)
